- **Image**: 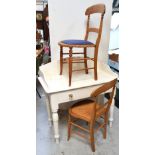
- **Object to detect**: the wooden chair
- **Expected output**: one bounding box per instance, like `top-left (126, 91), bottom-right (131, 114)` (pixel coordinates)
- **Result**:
top-left (67, 79), bottom-right (117, 152)
top-left (58, 4), bottom-right (106, 86)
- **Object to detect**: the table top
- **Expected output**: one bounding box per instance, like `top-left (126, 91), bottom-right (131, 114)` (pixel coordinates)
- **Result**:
top-left (38, 60), bottom-right (118, 94)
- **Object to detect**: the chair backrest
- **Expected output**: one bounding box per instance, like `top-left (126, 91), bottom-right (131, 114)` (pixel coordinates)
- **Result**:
top-left (84, 4), bottom-right (106, 49)
top-left (90, 79), bottom-right (117, 120)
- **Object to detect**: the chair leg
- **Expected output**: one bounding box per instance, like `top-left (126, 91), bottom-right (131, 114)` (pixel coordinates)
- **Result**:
top-left (94, 60), bottom-right (98, 80)
top-left (68, 114), bottom-right (72, 141)
top-left (60, 46), bottom-right (63, 75)
top-left (84, 48), bottom-right (88, 74)
top-left (90, 122), bottom-right (95, 152)
top-left (69, 47), bottom-right (72, 86)
top-left (103, 113), bottom-right (108, 139)
top-left (36, 88), bottom-right (41, 98)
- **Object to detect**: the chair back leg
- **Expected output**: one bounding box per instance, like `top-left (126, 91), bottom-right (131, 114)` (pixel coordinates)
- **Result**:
top-left (60, 46), bottom-right (63, 75)
top-left (94, 60), bottom-right (98, 80)
top-left (69, 47), bottom-right (73, 86)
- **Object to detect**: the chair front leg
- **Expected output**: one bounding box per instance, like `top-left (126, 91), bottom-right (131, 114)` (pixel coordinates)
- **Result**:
top-left (84, 47), bottom-right (88, 74)
top-left (89, 121), bottom-right (95, 152)
top-left (69, 47), bottom-right (73, 86)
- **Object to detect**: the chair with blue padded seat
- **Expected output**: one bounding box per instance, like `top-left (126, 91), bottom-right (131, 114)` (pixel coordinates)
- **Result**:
top-left (58, 4), bottom-right (106, 86)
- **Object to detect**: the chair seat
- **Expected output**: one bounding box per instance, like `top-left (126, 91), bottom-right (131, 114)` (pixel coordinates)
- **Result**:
top-left (70, 99), bottom-right (107, 122)
top-left (63, 39), bottom-right (94, 45)
top-left (59, 39), bottom-right (95, 48)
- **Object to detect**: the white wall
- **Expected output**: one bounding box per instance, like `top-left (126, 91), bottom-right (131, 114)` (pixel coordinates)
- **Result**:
top-left (109, 13), bottom-right (119, 50)
top-left (109, 27), bottom-right (119, 50)
top-left (48, 0), bottom-right (112, 63)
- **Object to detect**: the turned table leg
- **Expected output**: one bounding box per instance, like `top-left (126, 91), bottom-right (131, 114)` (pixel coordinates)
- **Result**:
top-left (109, 88), bottom-right (116, 127)
top-left (45, 94), bottom-right (52, 127)
top-left (52, 109), bottom-right (60, 143)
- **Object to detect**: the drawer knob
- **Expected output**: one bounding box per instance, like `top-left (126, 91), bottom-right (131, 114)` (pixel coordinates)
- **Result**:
top-left (69, 94), bottom-right (73, 100)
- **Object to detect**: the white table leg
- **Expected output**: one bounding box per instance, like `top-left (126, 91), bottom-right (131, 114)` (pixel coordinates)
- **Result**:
top-left (52, 109), bottom-right (60, 143)
top-left (109, 88), bottom-right (116, 127)
top-left (45, 94), bottom-right (52, 127)
top-left (50, 96), bottom-right (60, 143)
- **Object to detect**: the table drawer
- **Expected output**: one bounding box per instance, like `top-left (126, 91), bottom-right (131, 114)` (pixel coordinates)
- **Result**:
top-left (51, 85), bottom-right (101, 104)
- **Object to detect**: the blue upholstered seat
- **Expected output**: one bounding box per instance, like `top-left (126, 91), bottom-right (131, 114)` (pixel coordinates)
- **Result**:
top-left (62, 39), bottom-right (93, 45)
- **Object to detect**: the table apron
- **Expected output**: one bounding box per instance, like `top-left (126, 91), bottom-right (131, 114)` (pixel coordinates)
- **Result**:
top-left (49, 84), bottom-right (112, 110)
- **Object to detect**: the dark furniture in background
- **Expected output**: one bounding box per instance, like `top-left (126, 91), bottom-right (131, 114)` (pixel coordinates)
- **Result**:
top-left (36, 4), bottom-right (49, 41)
top-left (112, 0), bottom-right (119, 14)
top-left (36, 46), bottom-right (44, 98)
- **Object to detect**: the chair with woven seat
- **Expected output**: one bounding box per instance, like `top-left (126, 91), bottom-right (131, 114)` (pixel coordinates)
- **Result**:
top-left (67, 79), bottom-right (117, 152)
top-left (58, 4), bottom-right (106, 86)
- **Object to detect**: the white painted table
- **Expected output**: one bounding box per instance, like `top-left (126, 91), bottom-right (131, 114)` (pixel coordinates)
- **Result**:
top-left (38, 60), bottom-right (118, 143)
